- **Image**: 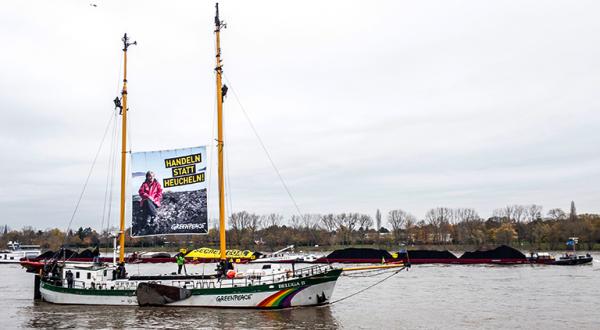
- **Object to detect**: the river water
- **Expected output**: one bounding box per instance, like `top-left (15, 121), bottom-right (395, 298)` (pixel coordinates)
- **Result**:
top-left (1, 255), bottom-right (598, 329)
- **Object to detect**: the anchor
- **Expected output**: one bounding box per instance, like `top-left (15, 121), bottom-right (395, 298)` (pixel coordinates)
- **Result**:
top-left (316, 291), bottom-right (328, 304)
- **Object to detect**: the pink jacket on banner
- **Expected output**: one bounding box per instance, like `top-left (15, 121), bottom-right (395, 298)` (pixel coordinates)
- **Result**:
top-left (139, 180), bottom-right (163, 207)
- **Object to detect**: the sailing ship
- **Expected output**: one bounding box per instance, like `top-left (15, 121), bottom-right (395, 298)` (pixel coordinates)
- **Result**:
top-left (36, 3), bottom-right (345, 308)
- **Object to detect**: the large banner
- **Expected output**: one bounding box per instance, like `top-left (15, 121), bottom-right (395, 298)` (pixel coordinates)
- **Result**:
top-left (131, 146), bottom-right (208, 236)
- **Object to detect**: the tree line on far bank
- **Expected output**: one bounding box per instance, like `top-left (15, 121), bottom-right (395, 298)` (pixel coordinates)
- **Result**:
top-left (2, 202), bottom-right (599, 251)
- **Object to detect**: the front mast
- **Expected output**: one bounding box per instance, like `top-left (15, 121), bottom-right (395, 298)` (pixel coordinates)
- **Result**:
top-left (118, 34), bottom-right (136, 263)
top-left (215, 3), bottom-right (227, 261)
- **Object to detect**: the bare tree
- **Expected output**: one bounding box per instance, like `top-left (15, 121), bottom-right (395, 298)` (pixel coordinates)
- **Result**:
top-left (262, 213), bottom-right (283, 228)
top-left (289, 215), bottom-right (303, 230)
top-left (388, 209), bottom-right (416, 242)
top-left (358, 214), bottom-right (373, 231)
top-left (453, 208), bottom-right (482, 244)
top-left (494, 205), bottom-right (515, 222)
top-left (229, 211), bottom-right (260, 246)
top-left (425, 207), bottom-right (453, 243)
top-left (493, 208), bottom-right (505, 221)
top-left (302, 214), bottom-right (322, 231)
top-left (388, 210), bottom-right (406, 232)
top-left (492, 205), bottom-right (526, 223)
top-left (404, 215), bottom-right (416, 244)
top-left (334, 213), bottom-right (359, 244)
top-left (547, 208), bottom-right (567, 221)
top-left (347, 213), bottom-right (361, 232)
top-left (513, 205), bottom-right (526, 223)
top-left (320, 214), bottom-right (336, 232)
top-left (455, 208), bottom-right (479, 223)
top-left (525, 205), bottom-right (543, 223)
top-left (248, 214), bottom-right (261, 236)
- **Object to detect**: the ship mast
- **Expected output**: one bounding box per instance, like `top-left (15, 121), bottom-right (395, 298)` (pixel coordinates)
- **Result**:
top-left (215, 3), bottom-right (227, 260)
top-left (118, 33), bottom-right (136, 263)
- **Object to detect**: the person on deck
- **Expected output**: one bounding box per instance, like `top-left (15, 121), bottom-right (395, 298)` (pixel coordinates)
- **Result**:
top-left (176, 253), bottom-right (186, 275)
top-left (216, 260), bottom-right (226, 279)
top-left (138, 171), bottom-right (163, 227)
top-left (116, 262), bottom-right (127, 279)
top-left (65, 270), bottom-right (74, 288)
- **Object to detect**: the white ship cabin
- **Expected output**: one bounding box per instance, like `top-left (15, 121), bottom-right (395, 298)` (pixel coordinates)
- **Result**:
top-left (245, 264), bottom-right (288, 282)
top-left (61, 265), bottom-right (118, 289)
top-left (301, 254), bottom-right (320, 262)
top-left (531, 252), bottom-right (553, 260)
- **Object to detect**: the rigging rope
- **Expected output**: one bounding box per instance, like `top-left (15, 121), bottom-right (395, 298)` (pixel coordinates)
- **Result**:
top-left (60, 111), bottom-right (116, 257)
top-left (221, 75), bottom-right (324, 245)
top-left (102, 50), bottom-right (124, 251)
top-left (108, 114), bottom-right (119, 232)
top-left (102, 110), bottom-right (119, 254)
top-left (100, 110), bottom-right (118, 243)
top-left (49, 55), bottom-right (123, 268)
top-left (115, 51), bottom-right (123, 97)
top-left (326, 266), bottom-right (407, 305)
top-left (222, 75), bottom-right (304, 218)
top-left (207, 84), bottom-right (217, 226)
top-left (224, 115), bottom-right (234, 218)
top-left (341, 267), bottom-right (400, 278)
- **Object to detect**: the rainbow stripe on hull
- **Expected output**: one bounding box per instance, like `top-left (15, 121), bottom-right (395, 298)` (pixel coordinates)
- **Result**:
top-left (258, 287), bottom-right (307, 308)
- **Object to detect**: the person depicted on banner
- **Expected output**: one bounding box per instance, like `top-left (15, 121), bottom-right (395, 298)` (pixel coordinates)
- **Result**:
top-left (138, 171), bottom-right (163, 227)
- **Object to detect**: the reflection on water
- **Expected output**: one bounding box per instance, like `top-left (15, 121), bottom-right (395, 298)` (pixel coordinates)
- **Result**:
top-left (21, 301), bottom-right (338, 329)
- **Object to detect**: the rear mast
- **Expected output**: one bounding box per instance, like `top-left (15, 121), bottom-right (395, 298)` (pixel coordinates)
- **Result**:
top-left (118, 33), bottom-right (136, 263)
top-left (215, 3), bottom-right (227, 261)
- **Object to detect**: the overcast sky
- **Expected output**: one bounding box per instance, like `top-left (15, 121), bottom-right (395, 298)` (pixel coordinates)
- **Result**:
top-left (1, 0), bottom-right (599, 231)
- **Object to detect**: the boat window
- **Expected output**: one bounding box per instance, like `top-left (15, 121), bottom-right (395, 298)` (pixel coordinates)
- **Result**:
top-left (262, 265), bottom-right (271, 269)
top-left (10, 257), bottom-right (14, 260)
top-left (87, 273), bottom-right (91, 279)
top-left (76, 272), bottom-right (80, 279)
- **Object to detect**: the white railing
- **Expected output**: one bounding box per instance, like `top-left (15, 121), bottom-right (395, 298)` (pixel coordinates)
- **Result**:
top-left (53, 264), bottom-right (335, 291)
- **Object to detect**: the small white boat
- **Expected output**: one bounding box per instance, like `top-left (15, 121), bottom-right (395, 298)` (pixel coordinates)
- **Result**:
top-left (251, 246), bottom-right (323, 264)
top-left (0, 241), bottom-right (41, 264)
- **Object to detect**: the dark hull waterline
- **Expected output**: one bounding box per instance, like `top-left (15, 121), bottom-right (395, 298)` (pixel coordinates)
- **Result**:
top-left (552, 256), bottom-right (593, 265)
top-left (315, 258), bottom-right (533, 265)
